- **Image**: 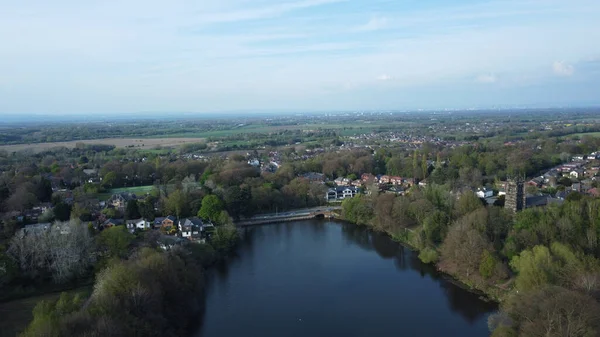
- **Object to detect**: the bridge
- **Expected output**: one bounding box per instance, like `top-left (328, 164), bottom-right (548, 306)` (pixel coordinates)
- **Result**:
top-left (235, 207), bottom-right (341, 227)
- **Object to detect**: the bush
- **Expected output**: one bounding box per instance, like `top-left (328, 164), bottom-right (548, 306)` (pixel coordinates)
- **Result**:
top-left (418, 247), bottom-right (439, 264)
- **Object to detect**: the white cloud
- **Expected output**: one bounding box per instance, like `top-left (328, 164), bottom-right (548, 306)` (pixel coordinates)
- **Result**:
top-left (376, 74), bottom-right (393, 81)
top-left (552, 61), bottom-right (575, 76)
top-left (475, 74), bottom-right (497, 83)
top-left (357, 16), bottom-right (388, 32)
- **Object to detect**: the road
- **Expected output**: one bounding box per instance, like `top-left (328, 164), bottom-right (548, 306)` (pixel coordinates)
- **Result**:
top-left (241, 206), bottom-right (342, 221)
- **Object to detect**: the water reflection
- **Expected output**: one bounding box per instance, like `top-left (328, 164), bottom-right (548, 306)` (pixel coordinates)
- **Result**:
top-left (198, 220), bottom-right (496, 337)
top-left (333, 221), bottom-right (496, 322)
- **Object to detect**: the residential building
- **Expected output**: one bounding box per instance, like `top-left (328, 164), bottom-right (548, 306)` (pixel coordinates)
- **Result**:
top-left (476, 188), bottom-right (493, 198)
top-left (108, 192), bottom-right (137, 210)
top-left (326, 186), bottom-right (359, 201)
top-left (302, 172), bottom-right (325, 182)
top-left (161, 215), bottom-right (177, 229)
top-left (178, 217), bottom-right (202, 239)
top-left (102, 218), bottom-right (124, 228)
top-left (570, 169), bottom-right (584, 179)
top-left (126, 218), bottom-right (151, 232)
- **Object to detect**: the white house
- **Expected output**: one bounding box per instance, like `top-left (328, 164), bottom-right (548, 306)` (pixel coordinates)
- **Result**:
top-left (476, 188), bottom-right (493, 198)
top-left (126, 218), bottom-right (151, 232)
top-left (326, 186), bottom-right (359, 201)
top-left (570, 169), bottom-right (584, 179)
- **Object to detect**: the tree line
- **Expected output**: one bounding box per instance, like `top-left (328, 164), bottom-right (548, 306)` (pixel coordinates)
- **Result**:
top-left (341, 184), bottom-right (600, 336)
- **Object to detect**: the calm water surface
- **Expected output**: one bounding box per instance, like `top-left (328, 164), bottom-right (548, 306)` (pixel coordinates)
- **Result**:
top-left (196, 220), bottom-right (497, 337)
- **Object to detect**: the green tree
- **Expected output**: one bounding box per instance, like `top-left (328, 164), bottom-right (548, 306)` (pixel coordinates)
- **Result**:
top-left (98, 226), bottom-right (134, 258)
top-left (164, 189), bottom-right (188, 219)
top-left (510, 245), bottom-right (555, 291)
top-left (197, 195), bottom-right (224, 222)
top-left (479, 250), bottom-right (497, 279)
top-left (138, 200), bottom-right (155, 221)
top-left (210, 225), bottom-right (239, 254)
top-left (418, 247), bottom-right (439, 264)
top-left (103, 172), bottom-right (117, 188)
top-left (125, 200), bottom-right (140, 220)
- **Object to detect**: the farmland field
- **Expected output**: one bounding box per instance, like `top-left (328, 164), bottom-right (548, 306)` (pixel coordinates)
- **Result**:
top-left (0, 138), bottom-right (206, 153)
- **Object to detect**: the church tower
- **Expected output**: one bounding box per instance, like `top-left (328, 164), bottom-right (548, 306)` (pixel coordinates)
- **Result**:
top-left (505, 178), bottom-right (525, 212)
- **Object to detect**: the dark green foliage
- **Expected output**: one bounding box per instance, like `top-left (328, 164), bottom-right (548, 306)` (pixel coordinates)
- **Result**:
top-left (54, 202), bottom-right (72, 222)
top-left (124, 200), bottom-right (140, 219)
top-left (210, 225), bottom-right (240, 254)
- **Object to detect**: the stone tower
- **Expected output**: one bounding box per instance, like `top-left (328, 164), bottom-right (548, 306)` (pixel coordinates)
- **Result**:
top-left (505, 178), bottom-right (526, 212)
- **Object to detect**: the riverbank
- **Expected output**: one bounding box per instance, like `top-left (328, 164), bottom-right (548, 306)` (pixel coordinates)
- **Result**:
top-left (335, 217), bottom-right (506, 303)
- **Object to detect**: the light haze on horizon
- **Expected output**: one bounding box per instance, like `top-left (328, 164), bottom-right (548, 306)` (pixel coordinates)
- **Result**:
top-left (1, 0), bottom-right (600, 115)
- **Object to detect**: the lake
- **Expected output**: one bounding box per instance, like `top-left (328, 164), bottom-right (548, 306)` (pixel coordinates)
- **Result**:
top-left (196, 220), bottom-right (497, 337)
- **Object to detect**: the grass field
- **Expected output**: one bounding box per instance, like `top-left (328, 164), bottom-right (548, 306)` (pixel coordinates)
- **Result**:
top-left (568, 132), bottom-right (600, 138)
top-left (0, 138), bottom-right (206, 153)
top-left (96, 185), bottom-right (158, 200)
top-left (109, 186), bottom-right (156, 194)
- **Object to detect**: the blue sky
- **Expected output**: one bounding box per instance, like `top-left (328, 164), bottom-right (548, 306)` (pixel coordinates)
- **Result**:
top-left (1, 0), bottom-right (600, 114)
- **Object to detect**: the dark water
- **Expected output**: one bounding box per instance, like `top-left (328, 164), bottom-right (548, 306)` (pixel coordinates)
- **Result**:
top-left (196, 220), bottom-right (497, 337)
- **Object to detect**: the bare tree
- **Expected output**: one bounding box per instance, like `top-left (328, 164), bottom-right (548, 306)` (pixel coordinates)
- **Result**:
top-left (8, 220), bottom-right (95, 283)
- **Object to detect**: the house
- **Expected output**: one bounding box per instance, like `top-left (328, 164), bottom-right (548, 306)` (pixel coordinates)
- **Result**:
top-left (32, 203), bottom-right (53, 213)
top-left (83, 169), bottom-right (98, 176)
top-left (325, 186), bottom-right (359, 201)
top-left (570, 169), bottom-right (584, 179)
top-left (525, 195), bottom-right (563, 208)
top-left (178, 217), bottom-right (202, 239)
top-left (588, 188), bottom-right (600, 197)
top-left (476, 188), bottom-right (493, 198)
top-left (351, 179), bottom-right (362, 187)
top-left (157, 235), bottom-right (186, 251)
top-left (379, 175), bottom-right (391, 184)
top-left (334, 177), bottom-right (350, 186)
top-left (361, 173), bottom-right (375, 183)
top-left (102, 218), bottom-right (124, 228)
top-left (390, 176), bottom-right (403, 185)
top-left (108, 192), bottom-right (137, 210)
top-left (384, 186), bottom-right (405, 195)
top-left (302, 172), bottom-right (325, 182)
top-left (153, 217), bottom-right (165, 229)
top-left (126, 218), bottom-right (151, 232)
top-left (528, 177), bottom-right (544, 187)
top-left (161, 215), bottom-right (177, 229)
top-left (20, 223), bottom-right (51, 236)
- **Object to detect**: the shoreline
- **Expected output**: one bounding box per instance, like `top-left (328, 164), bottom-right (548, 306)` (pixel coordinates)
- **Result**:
top-left (327, 218), bottom-right (504, 303)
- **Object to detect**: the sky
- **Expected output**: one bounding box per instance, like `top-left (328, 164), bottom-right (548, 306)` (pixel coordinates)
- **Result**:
top-left (1, 0), bottom-right (600, 114)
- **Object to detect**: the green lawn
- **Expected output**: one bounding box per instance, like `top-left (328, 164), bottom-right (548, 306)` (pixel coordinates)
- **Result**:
top-left (109, 185), bottom-right (156, 194)
top-left (568, 132), bottom-right (600, 138)
top-left (97, 185), bottom-right (157, 200)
